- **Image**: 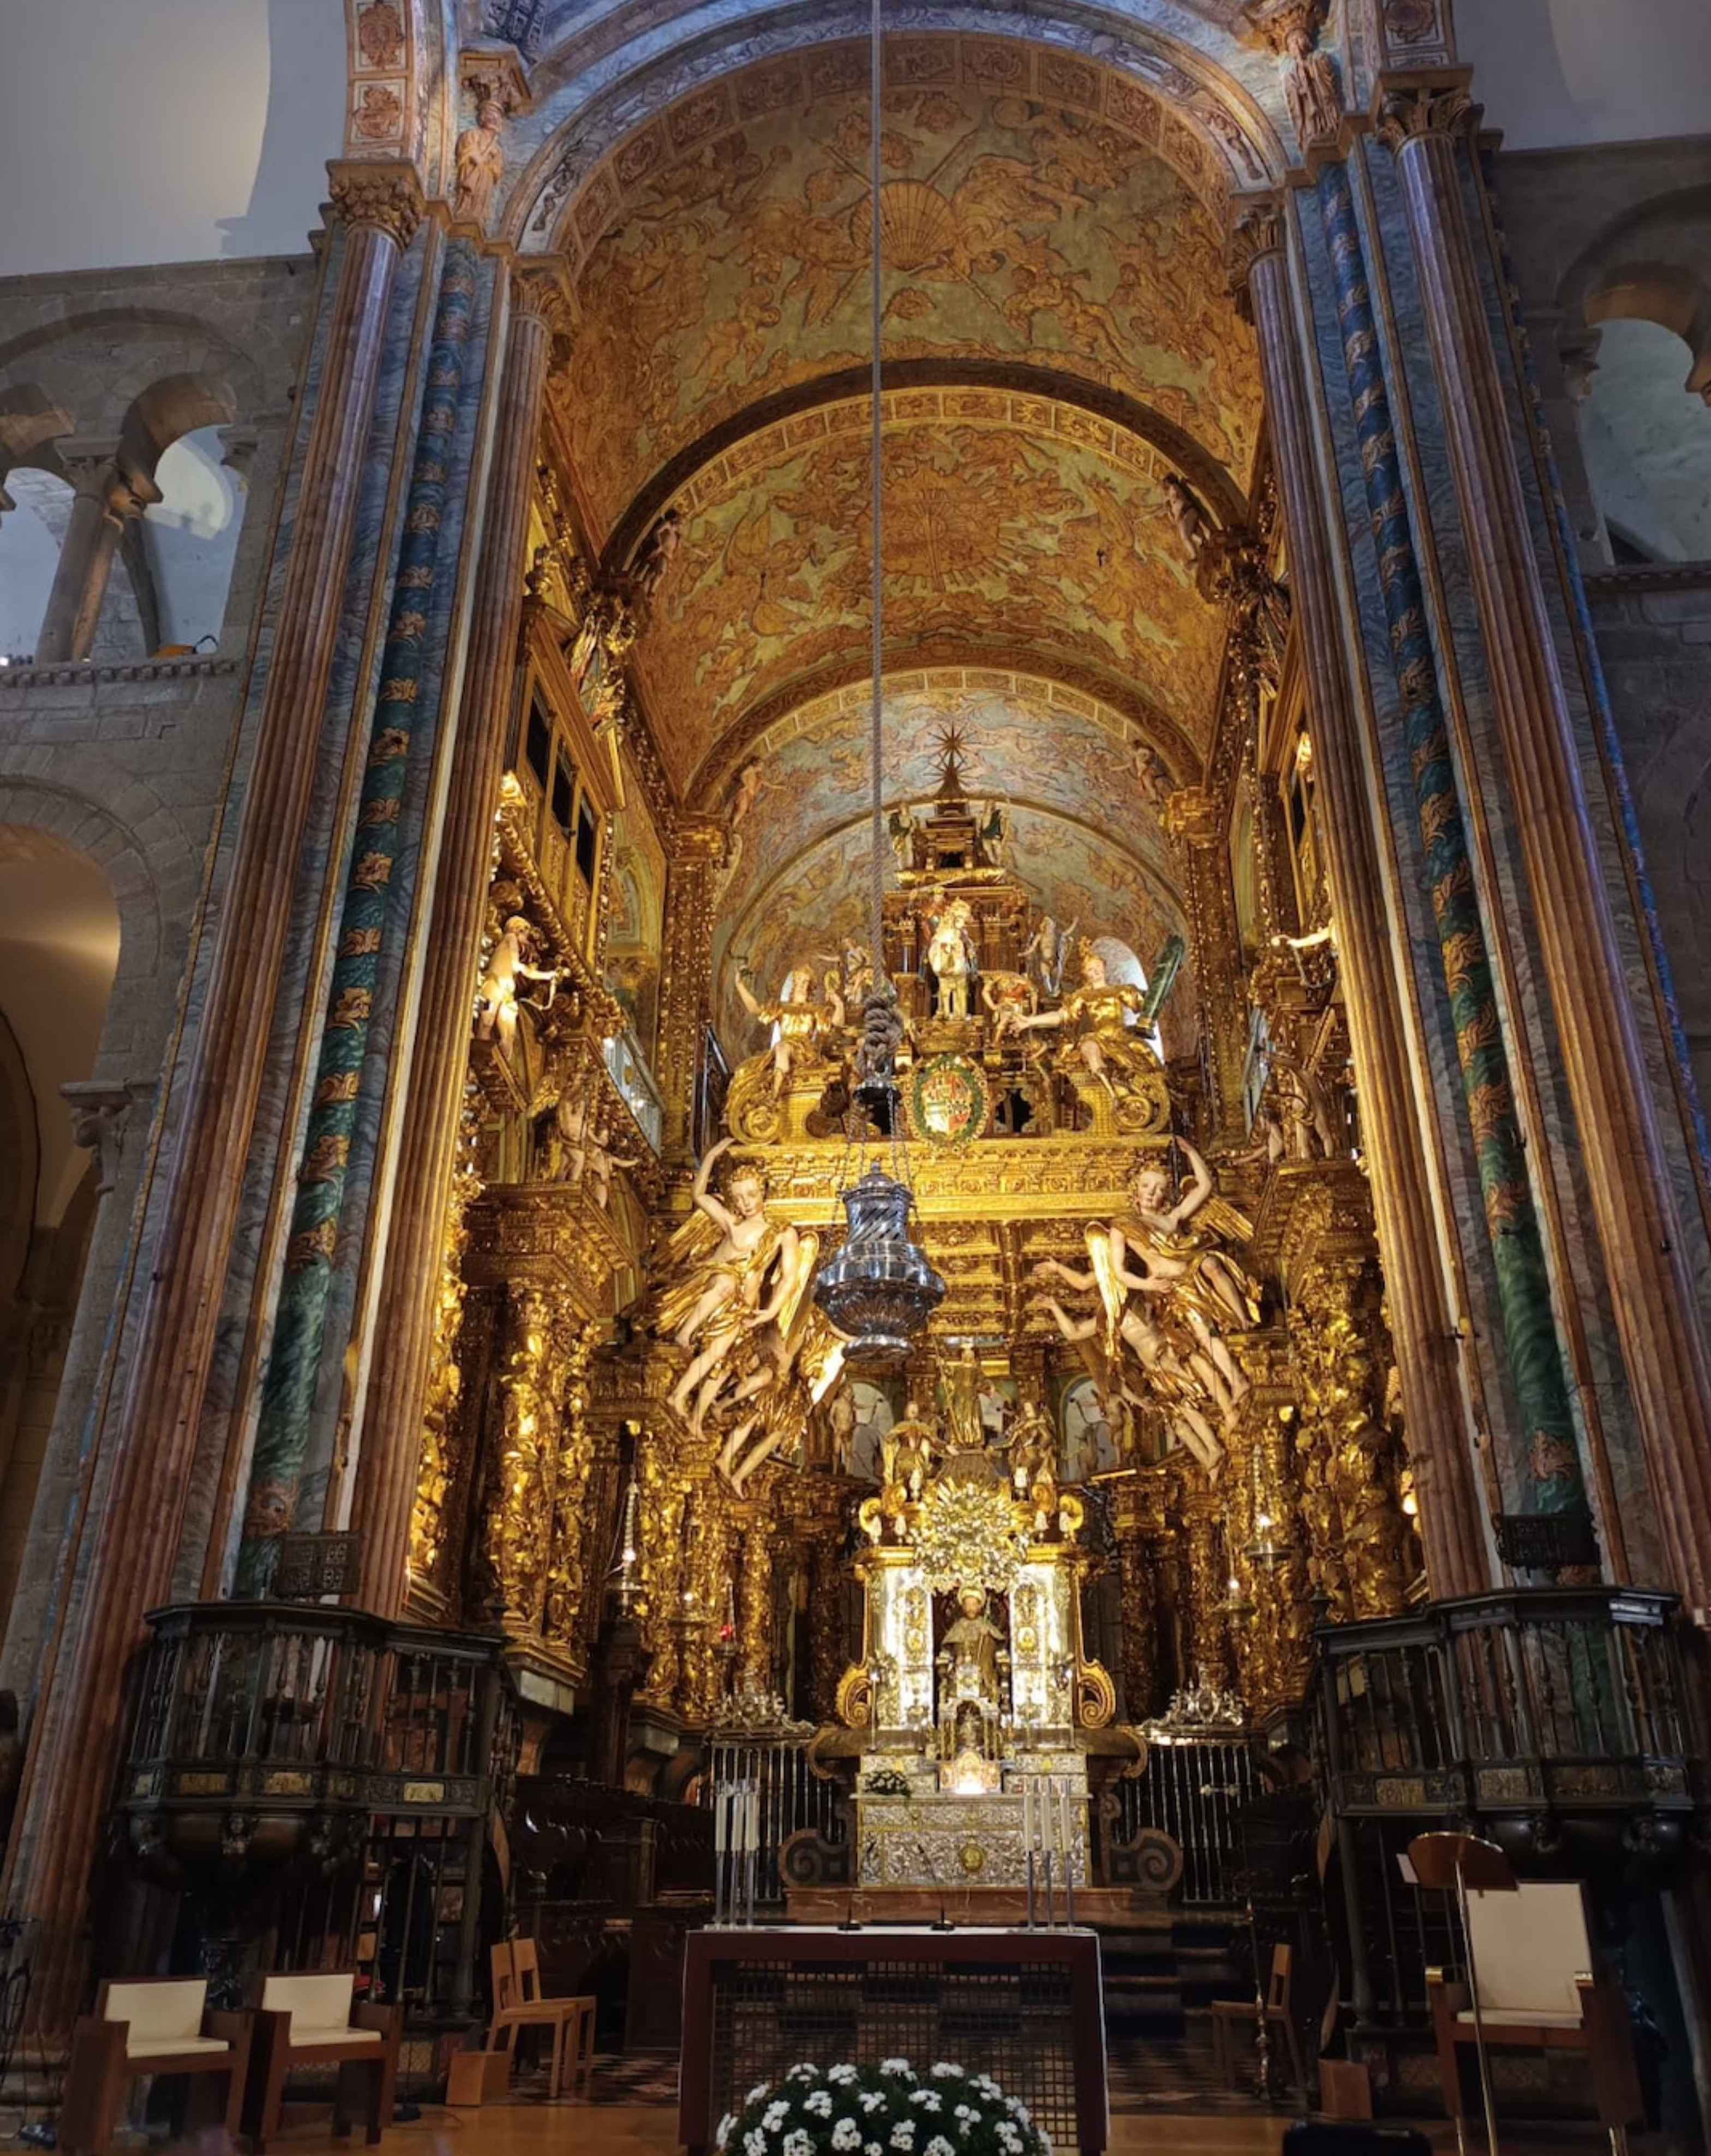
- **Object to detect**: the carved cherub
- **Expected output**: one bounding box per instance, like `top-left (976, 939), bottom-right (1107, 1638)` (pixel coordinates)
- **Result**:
top-left (630, 507), bottom-right (684, 604)
top-left (1161, 473), bottom-right (1212, 562)
top-left (475, 916), bottom-right (562, 1059)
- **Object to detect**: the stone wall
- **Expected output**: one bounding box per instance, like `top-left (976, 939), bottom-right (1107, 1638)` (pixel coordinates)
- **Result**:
top-left (0, 255), bottom-right (313, 1691)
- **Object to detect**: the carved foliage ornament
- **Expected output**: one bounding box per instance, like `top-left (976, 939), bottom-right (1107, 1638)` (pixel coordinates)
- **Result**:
top-left (1375, 83), bottom-right (1476, 152)
top-left (328, 164), bottom-right (426, 248)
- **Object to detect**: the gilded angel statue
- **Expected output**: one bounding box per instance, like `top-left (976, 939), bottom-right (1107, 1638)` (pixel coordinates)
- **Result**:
top-left (654, 1137), bottom-right (799, 1423)
top-left (1009, 941), bottom-right (1158, 1106)
top-left (734, 963), bottom-right (840, 1101)
top-left (714, 1286), bottom-right (843, 1496)
top-left (1032, 1285), bottom-right (1225, 1475)
top-left (1120, 1144), bottom-right (1262, 1408)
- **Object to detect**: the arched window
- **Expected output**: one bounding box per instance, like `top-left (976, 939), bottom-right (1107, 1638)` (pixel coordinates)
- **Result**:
top-left (0, 825), bottom-right (120, 1628)
top-left (1088, 935), bottom-right (1162, 1056)
top-left (0, 465), bottom-right (71, 663)
top-left (139, 424), bottom-right (248, 651)
top-left (1581, 318), bottom-right (1711, 562)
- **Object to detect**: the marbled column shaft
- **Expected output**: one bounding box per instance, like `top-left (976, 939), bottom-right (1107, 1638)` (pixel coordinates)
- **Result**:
top-left (237, 243), bottom-right (480, 1596)
top-left (348, 277), bottom-right (556, 1619)
top-left (0, 176), bottom-right (417, 2036)
top-left (1315, 163), bottom-right (1588, 1532)
top-left (1242, 220), bottom-right (1490, 1594)
top-left (1386, 105), bottom-right (1711, 1604)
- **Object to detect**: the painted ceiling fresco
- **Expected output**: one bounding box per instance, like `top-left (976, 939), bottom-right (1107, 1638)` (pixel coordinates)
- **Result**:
top-left (711, 671), bottom-right (1179, 946)
top-left (564, 62), bottom-right (1261, 538)
top-left (714, 802), bottom-right (1192, 1056)
top-left (631, 390), bottom-right (1224, 789)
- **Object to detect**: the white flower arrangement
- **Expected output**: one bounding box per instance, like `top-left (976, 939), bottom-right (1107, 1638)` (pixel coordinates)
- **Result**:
top-left (717, 2063), bottom-right (1051, 2156)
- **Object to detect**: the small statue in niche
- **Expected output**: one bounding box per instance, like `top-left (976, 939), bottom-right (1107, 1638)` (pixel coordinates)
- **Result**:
top-left (977, 799), bottom-right (1010, 867)
top-left (1278, 13), bottom-right (1343, 147)
top-left (654, 1137), bottom-right (799, 1420)
top-left (584, 1106), bottom-right (639, 1209)
top-left (630, 506), bottom-right (684, 605)
top-left (887, 804), bottom-right (925, 874)
top-left (1021, 913), bottom-right (1078, 999)
top-left (940, 1340), bottom-right (987, 1456)
top-left (1007, 1395), bottom-right (1059, 1523)
top-left (981, 968), bottom-right (1039, 1045)
top-left (475, 915), bottom-right (563, 1059)
top-left (938, 1586), bottom-right (1006, 1698)
top-left (452, 94), bottom-right (508, 228)
top-left (1275, 1061), bottom-right (1338, 1158)
top-left (924, 898), bottom-right (979, 1020)
top-left (1161, 473), bottom-right (1212, 561)
top-left (880, 1397), bottom-right (937, 1500)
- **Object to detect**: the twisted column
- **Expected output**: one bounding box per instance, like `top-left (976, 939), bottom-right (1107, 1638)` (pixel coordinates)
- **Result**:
top-left (1234, 204), bottom-right (1490, 1594)
top-left (655, 820), bottom-right (727, 1164)
top-left (35, 440), bottom-right (159, 662)
top-left (1, 164), bottom-right (422, 2036)
top-left (348, 269), bottom-right (560, 1618)
top-left (1381, 90), bottom-right (1711, 1604)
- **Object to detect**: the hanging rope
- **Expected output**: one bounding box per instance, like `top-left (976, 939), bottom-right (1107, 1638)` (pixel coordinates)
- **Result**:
top-left (868, 0), bottom-right (885, 970)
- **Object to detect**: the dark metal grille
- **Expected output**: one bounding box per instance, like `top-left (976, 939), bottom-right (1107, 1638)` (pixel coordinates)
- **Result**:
top-left (1118, 1737), bottom-right (1258, 1905)
top-left (705, 1956), bottom-right (1080, 2148)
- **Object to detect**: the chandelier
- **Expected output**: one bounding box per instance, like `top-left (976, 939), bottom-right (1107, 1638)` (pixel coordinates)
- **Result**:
top-left (812, 0), bottom-right (943, 1360)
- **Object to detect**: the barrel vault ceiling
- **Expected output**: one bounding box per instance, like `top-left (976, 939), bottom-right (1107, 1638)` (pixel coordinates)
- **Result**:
top-left (545, 33), bottom-right (1267, 1038)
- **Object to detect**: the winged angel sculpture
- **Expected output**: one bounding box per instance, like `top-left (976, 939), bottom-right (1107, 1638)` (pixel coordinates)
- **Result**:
top-left (1034, 1140), bottom-right (1261, 1474)
top-left (652, 1138), bottom-right (846, 1492)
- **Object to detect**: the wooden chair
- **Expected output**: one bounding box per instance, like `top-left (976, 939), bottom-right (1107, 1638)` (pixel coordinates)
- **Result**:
top-left (1428, 1880), bottom-right (1643, 2153)
top-left (486, 1936), bottom-right (597, 2099)
top-left (242, 1970), bottom-right (402, 2152)
top-left (61, 1978), bottom-right (252, 2156)
top-left (1210, 1941), bottom-right (1308, 2107)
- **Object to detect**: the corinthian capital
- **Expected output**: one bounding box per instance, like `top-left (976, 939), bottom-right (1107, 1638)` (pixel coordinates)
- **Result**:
top-left (1375, 77), bottom-right (1476, 152)
top-left (1225, 198), bottom-right (1285, 307)
top-left (328, 160), bottom-right (427, 248)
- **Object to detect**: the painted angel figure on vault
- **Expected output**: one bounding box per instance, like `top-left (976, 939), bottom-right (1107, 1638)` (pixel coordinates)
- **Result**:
top-left (654, 1137), bottom-right (800, 1421)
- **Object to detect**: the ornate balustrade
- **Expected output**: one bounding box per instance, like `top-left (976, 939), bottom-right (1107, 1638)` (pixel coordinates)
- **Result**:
top-left (119, 1602), bottom-right (516, 2021)
top-left (1316, 1587), bottom-right (1700, 1865)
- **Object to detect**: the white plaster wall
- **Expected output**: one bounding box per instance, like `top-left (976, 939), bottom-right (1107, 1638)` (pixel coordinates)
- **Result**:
top-left (0, 0), bottom-right (345, 278)
top-left (1458, 0), bottom-right (1711, 152)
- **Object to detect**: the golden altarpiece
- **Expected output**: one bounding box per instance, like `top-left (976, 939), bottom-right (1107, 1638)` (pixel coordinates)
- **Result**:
top-left (397, 448), bottom-right (1423, 1889)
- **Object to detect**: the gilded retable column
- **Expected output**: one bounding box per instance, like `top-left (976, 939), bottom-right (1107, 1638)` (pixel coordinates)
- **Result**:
top-left (1, 163), bottom-right (422, 2033)
top-left (655, 819), bottom-right (728, 1164)
top-left (350, 267), bottom-right (560, 1619)
top-left (1234, 204), bottom-right (1489, 1597)
top-left (1381, 88), bottom-right (1711, 1606)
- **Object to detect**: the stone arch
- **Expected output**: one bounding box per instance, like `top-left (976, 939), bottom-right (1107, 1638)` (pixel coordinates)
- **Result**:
top-left (501, 11), bottom-right (1288, 254)
top-left (0, 775), bottom-right (177, 990)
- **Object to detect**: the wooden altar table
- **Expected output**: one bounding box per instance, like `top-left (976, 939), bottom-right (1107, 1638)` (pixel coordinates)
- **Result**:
top-left (679, 1927), bottom-right (1108, 2156)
